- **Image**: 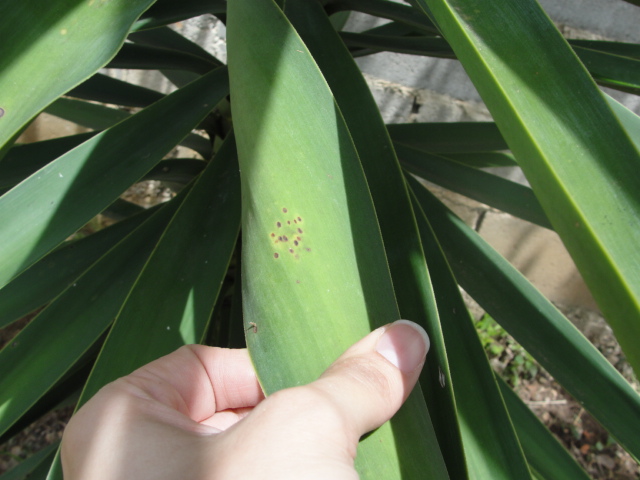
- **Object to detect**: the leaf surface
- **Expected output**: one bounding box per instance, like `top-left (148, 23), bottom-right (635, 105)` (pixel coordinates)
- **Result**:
top-left (415, 0), bottom-right (640, 373)
top-left (0, 67), bottom-right (228, 288)
top-left (0, 0), bottom-right (157, 151)
top-left (228, 0), bottom-right (448, 477)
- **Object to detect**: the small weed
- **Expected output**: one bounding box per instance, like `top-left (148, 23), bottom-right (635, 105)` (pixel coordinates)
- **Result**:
top-left (474, 313), bottom-right (539, 387)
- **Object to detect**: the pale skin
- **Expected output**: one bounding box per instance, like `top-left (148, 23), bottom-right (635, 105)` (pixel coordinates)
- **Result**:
top-left (61, 320), bottom-right (430, 480)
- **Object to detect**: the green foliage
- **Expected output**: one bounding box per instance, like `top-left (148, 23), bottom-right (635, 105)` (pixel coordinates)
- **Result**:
top-left (0, 0), bottom-right (639, 478)
top-left (475, 314), bottom-right (539, 388)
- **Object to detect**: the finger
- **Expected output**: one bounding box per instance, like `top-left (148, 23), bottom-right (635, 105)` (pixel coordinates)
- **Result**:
top-left (123, 345), bottom-right (264, 423)
top-left (305, 320), bottom-right (429, 440)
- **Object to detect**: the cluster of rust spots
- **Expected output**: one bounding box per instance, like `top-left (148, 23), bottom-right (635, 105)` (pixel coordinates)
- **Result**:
top-left (271, 208), bottom-right (310, 260)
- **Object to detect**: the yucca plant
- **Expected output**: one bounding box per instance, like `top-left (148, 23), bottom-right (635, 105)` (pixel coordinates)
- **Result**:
top-left (1, 0), bottom-right (639, 478)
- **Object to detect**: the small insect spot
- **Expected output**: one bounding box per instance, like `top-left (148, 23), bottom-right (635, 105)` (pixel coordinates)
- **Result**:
top-left (287, 221), bottom-right (291, 225)
top-left (270, 233), bottom-right (275, 237)
top-left (278, 236), bottom-right (283, 241)
top-left (274, 253), bottom-right (279, 258)
top-left (298, 228), bottom-right (303, 234)
top-left (289, 248), bottom-right (294, 253)
top-left (297, 217), bottom-right (302, 222)
top-left (247, 322), bottom-right (258, 333)
top-left (277, 222), bottom-right (281, 228)
top-left (283, 235), bottom-right (288, 241)
top-left (294, 220), bottom-right (297, 224)
top-left (305, 247), bottom-right (311, 252)
top-left (296, 280), bottom-right (301, 284)
top-left (296, 236), bottom-right (301, 241)
top-left (282, 207), bottom-right (288, 213)
top-left (0, 108), bottom-right (5, 118)
top-left (294, 240), bottom-right (299, 246)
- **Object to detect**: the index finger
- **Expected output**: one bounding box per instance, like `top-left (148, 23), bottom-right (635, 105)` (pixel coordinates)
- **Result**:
top-left (125, 345), bottom-right (264, 423)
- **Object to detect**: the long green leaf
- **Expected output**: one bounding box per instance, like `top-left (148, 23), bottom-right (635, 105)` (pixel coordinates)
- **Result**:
top-left (409, 176), bottom-right (640, 461)
top-left (341, 32), bottom-right (640, 95)
top-left (573, 45), bottom-right (640, 94)
top-left (0, 0), bottom-right (157, 151)
top-left (0, 208), bottom-right (155, 328)
top-left (325, 0), bottom-right (438, 34)
top-left (228, 1), bottom-right (448, 478)
top-left (282, 1), bottom-right (464, 476)
top-left (410, 186), bottom-right (532, 479)
top-left (0, 195), bottom-right (183, 438)
top-left (129, 26), bottom-right (223, 65)
top-left (107, 42), bottom-right (218, 74)
top-left (0, 67), bottom-right (228, 288)
top-left (0, 133), bottom-right (97, 191)
top-left (75, 132), bottom-right (240, 404)
top-left (0, 442), bottom-right (59, 480)
top-left (42, 141), bottom-right (239, 480)
top-left (44, 97), bottom-right (129, 130)
top-left (387, 122), bottom-right (509, 153)
top-left (415, 0), bottom-right (640, 374)
top-left (133, 0), bottom-right (227, 31)
top-left (497, 377), bottom-right (591, 480)
top-left (397, 143), bottom-right (551, 229)
top-left (606, 94), bottom-right (640, 152)
top-left (570, 39), bottom-right (640, 60)
top-left (67, 73), bottom-right (164, 108)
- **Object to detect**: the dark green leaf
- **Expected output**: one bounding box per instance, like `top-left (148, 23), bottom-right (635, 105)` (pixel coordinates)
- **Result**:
top-left (387, 122), bottom-right (509, 153)
top-left (67, 74), bottom-right (164, 108)
top-left (409, 176), bottom-right (640, 461)
top-left (0, 208), bottom-right (155, 328)
top-left (0, 0), bottom-right (157, 151)
top-left (283, 1), bottom-right (464, 475)
top-left (0, 67), bottom-right (228, 288)
top-left (416, 0), bottom-right (640, 374)
top-left (76, 132), bottom-right (240, 403)
top-left (410, 184), bottom-right (532, 479)
top-left (0, 195), bottom-right (184, 438)
top-left (397, 143), bottom-right (551, 229)
top-left (228, 0), bottom-right (449, 477)
top-left (498, 377), bottom-right (591, 480)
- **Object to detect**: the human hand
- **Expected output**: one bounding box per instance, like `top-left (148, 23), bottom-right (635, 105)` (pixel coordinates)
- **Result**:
top-left (61, 320), bottom-right (429, 480)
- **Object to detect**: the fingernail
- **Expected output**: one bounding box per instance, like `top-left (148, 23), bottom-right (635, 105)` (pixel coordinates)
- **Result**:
top-left (375, 320), bottom-right (430, 373)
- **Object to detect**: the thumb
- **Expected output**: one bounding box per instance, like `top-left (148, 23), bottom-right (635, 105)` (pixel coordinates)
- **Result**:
top-left (311, 319), bottom-right (430, 440)
top-left (217, 320), bottom-right (430, 479)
